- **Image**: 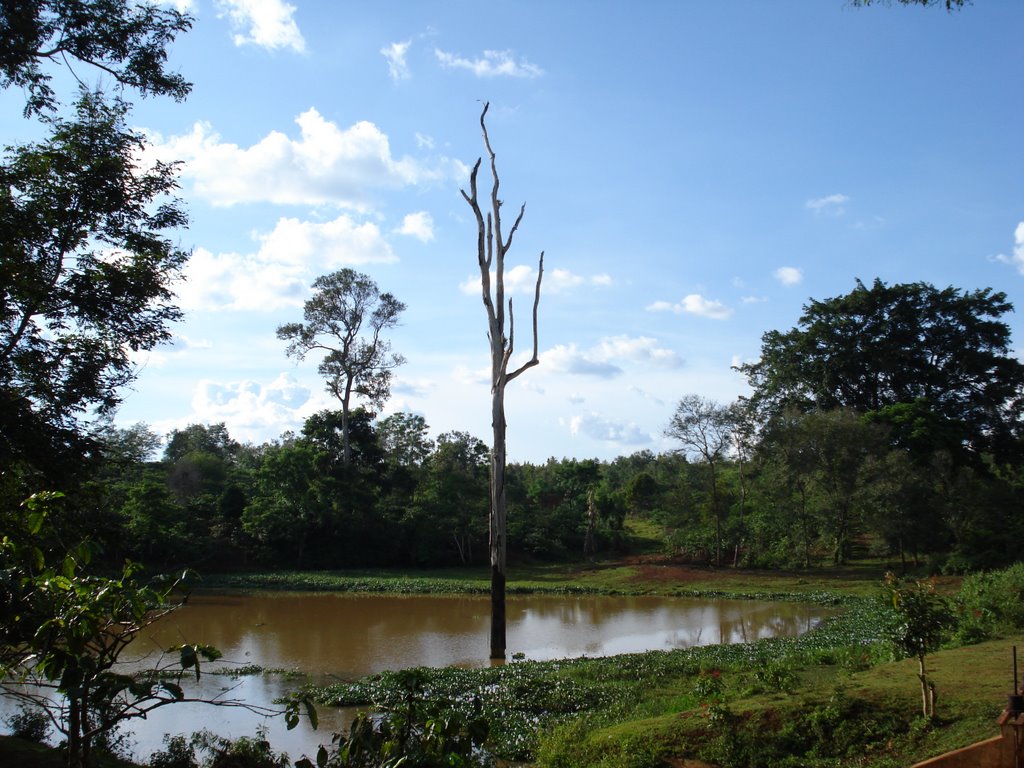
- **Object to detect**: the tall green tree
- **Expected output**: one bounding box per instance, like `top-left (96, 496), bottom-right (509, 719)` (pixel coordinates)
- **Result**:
top-left (377, 411), bottom-right (434, 469)
top-left (740, 279), bottom-right (1024, 465)
top-left (1, 91), bottom-right (189, 493)
top-left (666, 395), bottom-right (735, 566)
top-left (1, 0), bottom-right (193, 519)
top-left (406, 431), bottom-right (489, 565)
top-left (278, 270), bottom-right (406, 466)
top-left (164, 423), bottom-right (239, 464)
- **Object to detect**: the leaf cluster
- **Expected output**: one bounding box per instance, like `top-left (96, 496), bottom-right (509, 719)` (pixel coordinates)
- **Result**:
top-left (0, 0), bottom-right (192, 116)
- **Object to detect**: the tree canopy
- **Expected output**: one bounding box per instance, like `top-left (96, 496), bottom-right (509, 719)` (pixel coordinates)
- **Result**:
top-left (740, 278), bottom-right (1024, 462)
top-left (277, 269), bottom-right (406, 465)
top-left (0, 0), bottom-right (192, 116)
top-left (0, 91), bottom-right (188, 486)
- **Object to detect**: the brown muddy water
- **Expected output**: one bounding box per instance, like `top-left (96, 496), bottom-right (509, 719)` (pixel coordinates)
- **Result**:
top-left (1, 591), bottom-right (833, 762)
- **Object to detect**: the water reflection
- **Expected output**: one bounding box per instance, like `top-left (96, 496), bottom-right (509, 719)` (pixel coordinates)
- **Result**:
top-left (1, 592), bottom-right (831, 762)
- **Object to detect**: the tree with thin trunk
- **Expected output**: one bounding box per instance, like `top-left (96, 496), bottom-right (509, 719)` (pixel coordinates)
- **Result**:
top-left (666, 395), bottom-right (735, 566)
top-left (461, 102), bottom-right (544, 659)
top-left (277, 269), bottom-right (406, 466)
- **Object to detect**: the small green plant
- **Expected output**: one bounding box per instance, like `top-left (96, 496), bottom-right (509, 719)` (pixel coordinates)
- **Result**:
top-left (752, 655), bottom-right (798, 693)
top-left (303, 670), bottom-right (492, 768)
top-left (881, 572), bottom-right (953, 719)
top-left (692, 668), bottom-right (729, 722)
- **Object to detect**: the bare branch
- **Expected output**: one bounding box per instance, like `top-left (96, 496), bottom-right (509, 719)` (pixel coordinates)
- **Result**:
top-left (507, 251), bottom-right (544, 383)
top-left (504, 203), bottom-right (526, 255)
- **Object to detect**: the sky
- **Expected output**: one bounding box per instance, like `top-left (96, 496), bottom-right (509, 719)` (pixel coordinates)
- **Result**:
top-left (23, 0), bottom-right (1024, 463)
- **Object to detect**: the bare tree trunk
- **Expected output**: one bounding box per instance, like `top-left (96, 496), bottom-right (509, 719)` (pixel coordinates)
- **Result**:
top-left (918, 654), bottom-right (937, 718)
top-left (490, 385), bottom-right (508, 658)
top-left (462, 103), bottom-right (543, 660)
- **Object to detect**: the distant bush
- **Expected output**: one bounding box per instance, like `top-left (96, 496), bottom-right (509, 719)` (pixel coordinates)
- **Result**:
top-left (4, 706), bottom-right (49, 743)
top-left (951, 563), bottom-right (1024, 645)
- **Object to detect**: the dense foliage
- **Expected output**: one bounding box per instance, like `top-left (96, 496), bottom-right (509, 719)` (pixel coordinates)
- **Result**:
top-left (1, 0), bottom-right (193, 519)
top-left (71, 279), bottom-right (1024, 575)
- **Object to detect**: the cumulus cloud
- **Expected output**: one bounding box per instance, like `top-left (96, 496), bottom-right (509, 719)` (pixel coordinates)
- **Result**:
top-left (147, 109), bottom-right (448, 208)
top-left (459, 266), bottom-right (609, 295)
top-left (543, 335), bottom-right (681, 378)
top-left (993, 221), bottom-right (1024, 274)
top-left (175, 215), bottom-right (396, 312)
top-left (593, 335), bottom-right (682, 367)
top-left (806, 193), bottom-right (850, 215)
top-left (774, 266), bottom-right (803, 286)
top-left (216, 0), bottom-right (305, 52)
top-left (568, 412), bottom-right (652, 446)
top-left (647, 294), bottom-right (733, 320)
top-left (434, 48), bottom-right (543, 78)
top-left (190, 373), bottom-right (312, 442)
top-left (381, 40), bottom-right (411, 80)
top-left (544, 344), bottom-right (623, 378)
top-left (395, 211), bottom-right (434, 241)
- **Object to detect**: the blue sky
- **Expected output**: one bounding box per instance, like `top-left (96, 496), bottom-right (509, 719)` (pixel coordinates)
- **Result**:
top-left (47, 0), bottom-right (1024, 463)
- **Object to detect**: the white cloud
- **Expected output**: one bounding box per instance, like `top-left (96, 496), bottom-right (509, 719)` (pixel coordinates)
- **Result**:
top-left (395, 211), bottom-right (434, 242)
top-left (774, 266), bottom-right (803, 286)
top-left (544, 344), bottom-right (623, 378)
top-left (175, 215), bottom-right (396, 312)
top-left (741, 295), bottom-right (767, 304)
top-left (189, 373), bottom-right (313, 442)
top-left (434, 48), bottom-right (543, 78)
top-left (993, 221), bottom-right (1024, 274)
top-left (216, 0), bottom-right (305, 52)
top-left (148, 110), bottom-right (448, 208)
top-left (593, 335), bottom-right (682, 367)
top-left (647, 294), bottom-right (733, 320)
top-left (805, 193), bottom-right (850, 215)
top-left (568, 412), bottom-right (652, 446)
top-left (543, 335), bottom-right (681, 378)
top-left (391, 377), bottom-right (436, 398)
top-left (381, 40), bottom-right (411, 81)
top-left (458, 266), bottom-right (609, 295)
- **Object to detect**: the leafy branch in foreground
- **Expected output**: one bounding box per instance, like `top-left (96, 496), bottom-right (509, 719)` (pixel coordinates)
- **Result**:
top-left (0, 492), bottom-right (313, 768)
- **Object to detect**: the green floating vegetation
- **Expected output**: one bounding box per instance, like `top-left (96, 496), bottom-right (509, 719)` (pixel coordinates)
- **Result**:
top-left (305, 598), bottom-right (897, 761)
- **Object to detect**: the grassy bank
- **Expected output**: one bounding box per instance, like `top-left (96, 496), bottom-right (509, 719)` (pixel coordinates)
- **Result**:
top-left (197, 556), bottom-right (904, 601)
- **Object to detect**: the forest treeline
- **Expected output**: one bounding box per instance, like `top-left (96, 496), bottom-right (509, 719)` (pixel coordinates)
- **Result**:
top-left (61, 277), bottom-right (1019, 576)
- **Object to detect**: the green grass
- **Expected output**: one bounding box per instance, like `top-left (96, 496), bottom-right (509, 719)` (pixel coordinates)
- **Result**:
top-left (528, 632), bottom-right (1020, 768)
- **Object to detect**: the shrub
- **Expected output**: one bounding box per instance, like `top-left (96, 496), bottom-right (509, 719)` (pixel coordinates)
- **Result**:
top-left (149, 734), bottom-right (199, 768)
top-left (952, 562), bottom-right (1024, 645)
top-left (4, 706), bottom-right (49, 743)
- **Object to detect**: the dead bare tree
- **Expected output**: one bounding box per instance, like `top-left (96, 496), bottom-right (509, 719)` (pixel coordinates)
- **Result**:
top-left (461, 102), bottom-right (544, 659)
